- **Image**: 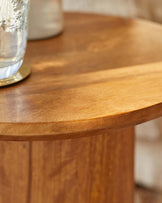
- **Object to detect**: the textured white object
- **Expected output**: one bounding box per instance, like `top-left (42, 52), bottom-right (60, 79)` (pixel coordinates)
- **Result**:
top-left (28, 0), bottom-right (63, 40)
top-left (0, 0), bottom-right (14, 23)
top-left (0, 0), bottom-right (29, 31)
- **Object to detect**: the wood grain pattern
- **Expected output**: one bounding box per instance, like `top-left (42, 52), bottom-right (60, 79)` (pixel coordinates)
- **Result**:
top-left (0, 142), bottom-right (29, 203)
top-left (1, 13), bottom-right (161, 203)
top-left (0, 128), bottom-right (134, 203)
top-left (0, 13), bottom-right (162, 140)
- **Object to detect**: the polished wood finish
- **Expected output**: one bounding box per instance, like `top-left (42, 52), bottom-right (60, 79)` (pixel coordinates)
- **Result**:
top-left (0, 128), bottom-right (134, 203)
top-left (0, 142), bottom-right (29, 203)
top-left (0, 13), bottom-right (162, 203)
top-left (0, 13), bottom-right (162, 140)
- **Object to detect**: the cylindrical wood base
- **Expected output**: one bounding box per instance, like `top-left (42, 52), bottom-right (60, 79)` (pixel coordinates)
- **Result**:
top-left (0, 127), bottom-right (134, 203)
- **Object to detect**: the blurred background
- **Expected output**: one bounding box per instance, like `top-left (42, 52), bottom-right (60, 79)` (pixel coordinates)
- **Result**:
top-left (63, 0), bottom-right (162, 202)
top-left (63, 0), bottom-right (162, 23)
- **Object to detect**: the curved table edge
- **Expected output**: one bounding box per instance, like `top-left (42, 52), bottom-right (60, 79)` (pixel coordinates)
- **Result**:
top-left (0, 102), bottom-right (161, 141)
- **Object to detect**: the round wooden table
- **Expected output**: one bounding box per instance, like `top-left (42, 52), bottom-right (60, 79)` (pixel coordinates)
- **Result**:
top-left (0, 13), bottom-right (162, 203)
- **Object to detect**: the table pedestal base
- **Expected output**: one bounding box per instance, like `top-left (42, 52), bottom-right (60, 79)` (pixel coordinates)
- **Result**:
top-left (0, 127), bottom-right (134, 203)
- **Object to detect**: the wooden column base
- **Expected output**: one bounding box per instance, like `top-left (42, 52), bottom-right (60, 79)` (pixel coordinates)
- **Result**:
top-left (0, 127), bottom-right (134, 203)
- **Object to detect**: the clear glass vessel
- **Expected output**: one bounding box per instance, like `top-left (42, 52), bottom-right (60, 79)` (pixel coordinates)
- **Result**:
top-left (28, 0), bottom-right (63, 40)
top-left (0, 0), bottom-right (30, 80)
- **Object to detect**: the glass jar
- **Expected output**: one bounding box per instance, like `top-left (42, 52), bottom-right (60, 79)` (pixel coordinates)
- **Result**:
top-left (0, 0), bottom-right (30, 80)
top-left (28, 0), bottom-right (64, 40)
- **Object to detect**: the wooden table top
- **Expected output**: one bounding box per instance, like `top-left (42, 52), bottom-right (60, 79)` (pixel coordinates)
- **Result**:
top-left (0, 12), bottom-right (162, 140)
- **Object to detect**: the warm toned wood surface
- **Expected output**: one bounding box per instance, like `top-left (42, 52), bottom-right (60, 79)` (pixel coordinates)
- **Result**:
top-left (0, 127), bottom-right (134, 203)
top-left (0, 142), bottom-right (29, 203)
top-left (0, 13), bottom-right (162, 140)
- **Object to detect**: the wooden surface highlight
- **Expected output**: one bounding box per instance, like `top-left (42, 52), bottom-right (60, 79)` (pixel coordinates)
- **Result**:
top-left (0, 128), bottom-right (134, 203)
top-left (0, 13), bottom-right (162, 140)
top-left (1, 13), bottom-right (161, 203)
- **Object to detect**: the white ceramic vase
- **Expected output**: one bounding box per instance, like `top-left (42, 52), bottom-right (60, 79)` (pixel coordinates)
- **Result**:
top-left (28, 0), bottom-right (64, 40)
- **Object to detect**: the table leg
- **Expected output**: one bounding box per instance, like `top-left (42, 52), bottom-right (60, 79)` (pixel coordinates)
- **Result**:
top-left (0, 142), bottom-right (29, 203)
top-left (0, 127), bottom-right (134, 203)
